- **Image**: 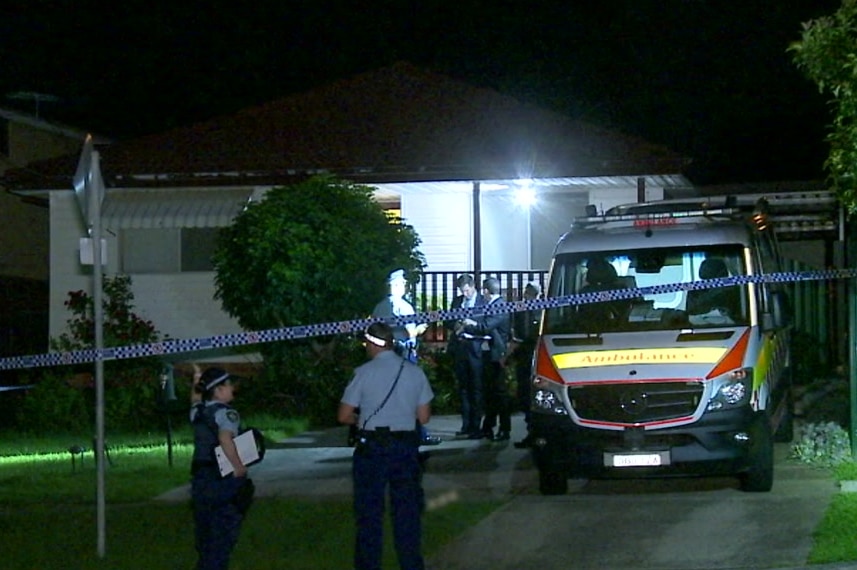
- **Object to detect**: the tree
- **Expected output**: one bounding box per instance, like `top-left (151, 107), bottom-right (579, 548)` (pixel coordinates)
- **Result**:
top-left (213, 175), bottom-right (424, 330)
top-left (791, 0), bottom-right (857, 212)
top-left (212, 176), bottom-right (425, 422)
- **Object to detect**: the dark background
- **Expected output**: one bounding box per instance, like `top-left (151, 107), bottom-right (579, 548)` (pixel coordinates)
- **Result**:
top-left (0, 1), bottom-right (842, 184)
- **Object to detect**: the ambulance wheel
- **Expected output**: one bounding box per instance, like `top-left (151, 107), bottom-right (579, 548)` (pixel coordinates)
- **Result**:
top-left (538, 469), bottom-right (568, 495)
top-left (740, 417), bottom-right (774, 493)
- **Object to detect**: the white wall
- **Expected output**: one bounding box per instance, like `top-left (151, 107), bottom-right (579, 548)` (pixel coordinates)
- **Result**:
top-left (49, 192), bottom-right (241, 346)
top-left (129, 273), bottom-right (242, 341)
top-left (481, 193), bottom-right (528, 270)
top-left (49, 192), bottom-right (103, 341)
top-left (401, 192), bottom-right (471, 271)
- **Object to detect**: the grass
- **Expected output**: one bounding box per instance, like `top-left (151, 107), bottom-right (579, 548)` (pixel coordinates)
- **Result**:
top-left (12, 414), bottom-right (857, 568)
top-left (0, 415), bottom-right (505, 569)
top-left (806, 461), bottom-right (857, 565)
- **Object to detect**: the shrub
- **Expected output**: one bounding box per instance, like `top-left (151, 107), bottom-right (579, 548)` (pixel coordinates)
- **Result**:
top-left (14, 369), bottom-right (91, 435)
top-left (418, 345), bottom-right (458, 415)
top-left (15, 275), bottom-right (170, 433)
top-left (790, 421), bottom-right (853, 468)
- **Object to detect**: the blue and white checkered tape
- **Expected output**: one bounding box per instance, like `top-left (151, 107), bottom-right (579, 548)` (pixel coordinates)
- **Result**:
top-left (0, 268), bottom-right (853, 371)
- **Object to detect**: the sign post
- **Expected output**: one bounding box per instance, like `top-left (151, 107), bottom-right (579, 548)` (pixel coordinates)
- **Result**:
top-left (73, 135), bottom-right (107, 558)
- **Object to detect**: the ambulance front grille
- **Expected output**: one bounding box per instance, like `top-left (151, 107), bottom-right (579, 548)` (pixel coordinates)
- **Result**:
top-left (569, 381), bottom-right (704, 425)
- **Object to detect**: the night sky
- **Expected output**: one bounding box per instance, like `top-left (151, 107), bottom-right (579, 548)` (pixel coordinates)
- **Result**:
top-left (0, 1), bottom-right (843, 185)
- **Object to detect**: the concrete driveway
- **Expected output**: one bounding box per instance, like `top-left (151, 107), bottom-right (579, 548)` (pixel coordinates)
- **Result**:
top-left (157, 415), bottom-right (850, 570)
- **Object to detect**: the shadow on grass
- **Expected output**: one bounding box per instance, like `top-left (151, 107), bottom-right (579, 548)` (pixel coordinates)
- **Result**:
top-left (2, 496), bottom-right (503, 569)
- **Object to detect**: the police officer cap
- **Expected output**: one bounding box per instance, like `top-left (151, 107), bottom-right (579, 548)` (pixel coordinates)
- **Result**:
top-left (200, 367), bottom-right (231, 391)
top-left (387, 269), bottom-right (406, 284)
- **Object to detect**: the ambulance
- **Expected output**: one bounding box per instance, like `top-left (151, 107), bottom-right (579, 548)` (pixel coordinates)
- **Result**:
top-left (529, 196), bottom-right (793, 494)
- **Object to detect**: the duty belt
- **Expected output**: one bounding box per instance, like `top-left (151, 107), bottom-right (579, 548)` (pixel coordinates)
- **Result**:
top-left (359, 428), bottom-right (418, 444)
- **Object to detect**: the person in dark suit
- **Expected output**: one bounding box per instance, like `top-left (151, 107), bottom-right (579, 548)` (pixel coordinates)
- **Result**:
top-left (460, 277), bottom-right (512, 441)
top-left (509, 282), bottom-right (541, 448)
top-left (445, 273), bottom-right (487, 438)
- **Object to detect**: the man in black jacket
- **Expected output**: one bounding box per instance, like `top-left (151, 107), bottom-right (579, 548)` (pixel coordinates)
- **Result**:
top-left (445, 273), bottom-right (486, 439)
top-left (459, 277), bottom-right (511, 441)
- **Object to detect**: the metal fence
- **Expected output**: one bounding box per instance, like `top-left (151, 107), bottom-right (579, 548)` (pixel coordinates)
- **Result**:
top-left (413, 270), bottom-right (548, 342)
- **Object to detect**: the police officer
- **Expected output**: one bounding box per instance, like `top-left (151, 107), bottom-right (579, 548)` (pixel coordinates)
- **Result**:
top-left (338, 322), bottom-right (434, 570)
top-left (371, 268), bottom-right (441, 446)
top-left (371, 269), bottom-right (428, 362)
top-left (190, 367), bottom-right (253, 570)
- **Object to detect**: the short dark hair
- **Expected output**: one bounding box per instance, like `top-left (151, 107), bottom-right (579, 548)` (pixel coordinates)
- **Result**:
top-left (456, 274), bottom-right (475, 288)
top-left (365, 322), bottom-right (394, 348)
top-left (195, 367), bottom-right (231, 399)
top-left (482, 277), bottom-right (501, 295)
top-left (524, 282), bottom-right (541, 296)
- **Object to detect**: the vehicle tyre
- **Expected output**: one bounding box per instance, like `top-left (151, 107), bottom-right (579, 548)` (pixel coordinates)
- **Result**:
top-left (739, 416), bottom-right (774, 492)
top-left (538, 469), bottom-right (568, 495)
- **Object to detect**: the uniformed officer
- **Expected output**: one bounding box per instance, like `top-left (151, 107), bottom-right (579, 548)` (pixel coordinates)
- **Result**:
top-left (338, 322), bottom-right (434, 570)
top-left (190, 367), bottom-right (253, 570)
top-left (371, 269), bottom-right (428, 362)
top-left (371, 268), bottom-right (441, 446)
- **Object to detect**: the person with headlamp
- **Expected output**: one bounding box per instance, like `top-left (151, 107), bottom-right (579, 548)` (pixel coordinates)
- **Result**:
top-left (338, 322), bottom-right (434, 570)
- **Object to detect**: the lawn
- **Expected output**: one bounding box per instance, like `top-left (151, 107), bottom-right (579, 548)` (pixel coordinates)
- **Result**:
top-left (0, 417), bottom-right (505, 569)
top-left (4, 416), bottom-right (857, 568)
top-left (806, 461), bottom-right (857, 565)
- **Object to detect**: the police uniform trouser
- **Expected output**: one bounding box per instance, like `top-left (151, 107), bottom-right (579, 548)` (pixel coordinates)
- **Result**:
top-left (353, 433), bottom-right (424, 570)
top-left (192, 466), bottom-right (246, 570)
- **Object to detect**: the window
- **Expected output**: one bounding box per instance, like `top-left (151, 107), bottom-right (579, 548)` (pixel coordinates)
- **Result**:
top-left (181, 228), bottom-right (220, 271)
top-left (120, 228), bottom-right (220, 273)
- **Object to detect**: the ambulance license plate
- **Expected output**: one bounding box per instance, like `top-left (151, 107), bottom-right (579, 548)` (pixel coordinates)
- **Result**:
top-left (605, 451), bottom-right (670, 468)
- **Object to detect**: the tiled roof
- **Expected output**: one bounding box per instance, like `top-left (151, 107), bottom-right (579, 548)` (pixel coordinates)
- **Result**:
top-left (2, 62), bottom-right (688, 190)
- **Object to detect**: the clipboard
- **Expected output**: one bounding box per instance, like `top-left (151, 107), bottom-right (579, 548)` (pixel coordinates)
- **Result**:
top-left (214, 430), bottom-right (261, 477)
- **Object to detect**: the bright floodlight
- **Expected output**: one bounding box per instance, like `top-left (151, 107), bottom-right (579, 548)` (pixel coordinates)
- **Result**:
top-left (515, 184), bottom-right (536, 207)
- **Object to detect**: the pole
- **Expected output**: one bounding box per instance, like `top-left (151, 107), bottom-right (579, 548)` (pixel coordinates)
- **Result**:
top-left (473, 181), bottom-right (481, 281)
top-left (90, 151), bottom-right (107, 558)
top-left (847, 214), bottom-right (857, 459)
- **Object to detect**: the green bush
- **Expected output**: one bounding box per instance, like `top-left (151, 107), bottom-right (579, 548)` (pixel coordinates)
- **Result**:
top-left (14, 370), bottom-right (90, 435)
top-left (418, 345), bottom-right (458, 415)
top-left (790, 421), bottom-right (853, 468)
top-left (13, 275), bottom-right (170, 433)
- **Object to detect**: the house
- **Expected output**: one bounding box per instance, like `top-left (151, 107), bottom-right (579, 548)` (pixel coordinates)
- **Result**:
top-left (1, 62), bottom-right (692, 353)
top-left (0, 108), bottom-right (109, 357)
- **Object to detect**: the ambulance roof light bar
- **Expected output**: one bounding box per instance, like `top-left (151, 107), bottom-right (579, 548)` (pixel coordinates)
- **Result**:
top-left (571, 206), bottom-right (740, 229)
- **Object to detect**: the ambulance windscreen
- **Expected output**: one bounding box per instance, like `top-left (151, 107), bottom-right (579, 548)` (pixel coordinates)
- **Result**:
top-left (542, 245), bottom-right (749, 334)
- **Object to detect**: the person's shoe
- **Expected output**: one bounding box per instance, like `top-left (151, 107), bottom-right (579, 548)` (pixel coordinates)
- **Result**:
top-left (455, 430), bottom-right (470, 437)
top-left (513, 434), bottom-right (534, 449)
top-left (493, 431), bottom-right (510, 441)
top-left (467, 431), bottom-right (488, 440)
top-left (421, 435), bottom-right (443, 446)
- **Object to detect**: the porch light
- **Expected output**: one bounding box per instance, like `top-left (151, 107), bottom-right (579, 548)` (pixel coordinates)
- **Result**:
top-left (514, 179), bottom-right (536, 207)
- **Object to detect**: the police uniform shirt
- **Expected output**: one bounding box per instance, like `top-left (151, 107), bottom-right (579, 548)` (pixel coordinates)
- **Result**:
top-left (190, 401), bottom-right (241, 435)
top-left (341, 350), bottom-right (433, 431)
top-left (372, 295), bottom-right (417, 341)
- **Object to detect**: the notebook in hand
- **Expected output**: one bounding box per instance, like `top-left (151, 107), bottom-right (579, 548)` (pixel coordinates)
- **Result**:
top-left (214, 430), bottom-right (261, 477)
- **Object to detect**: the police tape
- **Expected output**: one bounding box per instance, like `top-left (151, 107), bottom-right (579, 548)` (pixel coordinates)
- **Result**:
top-left (0, 267), bottom-right (853, 372)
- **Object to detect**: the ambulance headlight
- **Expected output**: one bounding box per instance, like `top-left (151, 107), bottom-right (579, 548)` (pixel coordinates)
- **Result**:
top-left (533, 389), bottom-right (568, 415)
top-left (707, 370), bottom-right (751, 411)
